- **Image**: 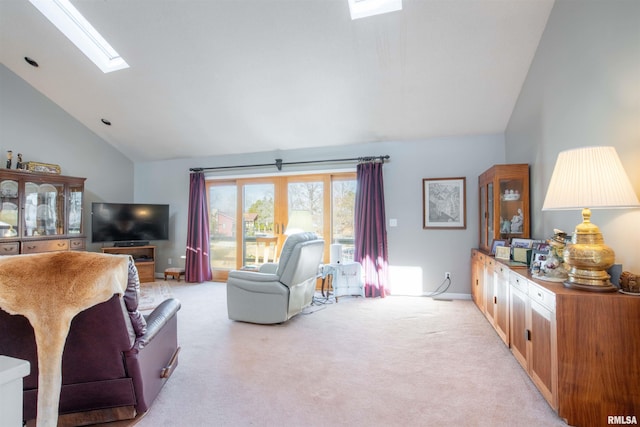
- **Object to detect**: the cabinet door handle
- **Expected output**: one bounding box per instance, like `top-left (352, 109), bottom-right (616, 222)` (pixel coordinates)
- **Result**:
top-left (493, 296), bottom-right (497, 304)
top-left (526, 329), bottom-right (531, 341)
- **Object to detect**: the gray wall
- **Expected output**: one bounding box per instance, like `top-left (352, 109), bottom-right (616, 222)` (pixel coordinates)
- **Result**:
top-left (0, 65), bottom-right (135, 253)
top-left (135, 135), bottom-right (505, 297)
top-left (506, 0), bottom-right (640, 272)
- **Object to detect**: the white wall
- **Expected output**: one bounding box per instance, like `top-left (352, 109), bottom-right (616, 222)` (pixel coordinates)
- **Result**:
top-left (136, 135), bottom-right (505, 296)
top-left (0, 65), bottom-right (135, 253)
top-left (506, 0), bottom-right (640, 272)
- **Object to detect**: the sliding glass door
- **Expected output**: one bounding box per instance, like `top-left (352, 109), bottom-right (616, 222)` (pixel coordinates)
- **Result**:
top-left (207, 173), bottom-right (355, 281)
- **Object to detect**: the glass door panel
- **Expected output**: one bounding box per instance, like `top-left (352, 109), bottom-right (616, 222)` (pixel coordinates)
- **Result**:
top-left (332, 179), bottom-right (356, 262)
top-left (487, 182), bottom-right (494, 246)
top-left (209, 184), bottom-right (238, 273)
top-left (68, 184), bottom-right (83, 234)
top-left (499, 177), bottom-right (525, 237)
top-left (287, 181), bottom-right (323, 235)
top-left (480, 184), bottom-right (487, 249)
top-left (0, 179), bottom-right (19, 238)
top-left (29, 181), bottom-right (64, 236)
top-left (242, 183), bottom-right (275, 268)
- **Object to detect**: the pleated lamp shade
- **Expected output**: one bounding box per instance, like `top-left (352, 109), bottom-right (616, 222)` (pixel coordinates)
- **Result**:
top-left (542, 146), bottom-right (639, 211)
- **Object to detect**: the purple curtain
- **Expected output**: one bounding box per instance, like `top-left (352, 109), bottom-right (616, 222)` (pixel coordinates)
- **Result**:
top-left (186, 172), bottom-right (212, 283)
top-left (354, 161), bottom-right (389, 298)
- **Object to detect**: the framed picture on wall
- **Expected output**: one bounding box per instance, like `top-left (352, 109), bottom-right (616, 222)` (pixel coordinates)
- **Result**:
top-left (422, 177), bottom-right (466, 229)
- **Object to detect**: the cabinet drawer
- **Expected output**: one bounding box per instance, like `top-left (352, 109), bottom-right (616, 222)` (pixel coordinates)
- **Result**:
top-left (496, 263), bottom-right (509, 279)
top-left (21, 239), bottom-right (69, 254)
top-left (528, 281), bottom-right (556, 312)
top-left (0, 242), bottom-right (20, 255)
top-left (69, 238), bottom-right (86, 251)
top-left (510, 272), bottom-right (528, 295)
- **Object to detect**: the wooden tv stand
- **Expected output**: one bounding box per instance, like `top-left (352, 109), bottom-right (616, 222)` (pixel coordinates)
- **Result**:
top-left (102, 245), bottom-right (156, 283)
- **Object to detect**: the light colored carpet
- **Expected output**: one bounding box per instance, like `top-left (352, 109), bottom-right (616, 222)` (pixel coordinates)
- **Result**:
top-left (127, 281), bottom-right (567, 427)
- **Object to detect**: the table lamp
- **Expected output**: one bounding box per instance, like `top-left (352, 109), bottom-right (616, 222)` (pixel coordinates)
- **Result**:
top-left (285, 210), bottom-right (313, 235)
top-left (542, 146), bottom-right (640, 292)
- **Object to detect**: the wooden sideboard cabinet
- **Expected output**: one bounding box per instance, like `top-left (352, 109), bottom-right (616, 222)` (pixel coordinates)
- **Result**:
top-left (470, 249), bottom-right (640, 427)
top-left (101, 245), bottom-right (156, 283)
top-left (0, 169), bottom-right (86, 254)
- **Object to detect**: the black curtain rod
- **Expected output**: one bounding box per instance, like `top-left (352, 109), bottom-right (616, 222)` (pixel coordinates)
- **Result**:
top-left (190, 155), bottom-right (390, 173)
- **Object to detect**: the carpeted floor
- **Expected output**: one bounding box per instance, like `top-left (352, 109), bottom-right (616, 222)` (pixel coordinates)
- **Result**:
top-left (118, 281), bottom-right (567, 427)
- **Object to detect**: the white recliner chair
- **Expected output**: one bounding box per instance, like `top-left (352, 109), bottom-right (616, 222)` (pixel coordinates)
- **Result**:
top-left (226, 232), bottom-right (325, 324)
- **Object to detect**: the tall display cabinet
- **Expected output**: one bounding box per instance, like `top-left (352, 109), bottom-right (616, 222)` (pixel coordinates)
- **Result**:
top-left (0, 169), bottom-right (86, 255)
top-left (478, 164), bottom-right (530, 253)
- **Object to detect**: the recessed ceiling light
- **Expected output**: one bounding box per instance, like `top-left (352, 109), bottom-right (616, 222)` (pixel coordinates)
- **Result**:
top-left (348, 0), bottom-right (402, 20)
top-left (101, 118), bottom-right (112, 126)
top-left (24, 57), bottom-right (39, 67)
top-left (28, 0), bottom-right (129, 73)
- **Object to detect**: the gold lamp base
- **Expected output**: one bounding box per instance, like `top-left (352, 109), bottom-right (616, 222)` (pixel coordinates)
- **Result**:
top-left (562, 208), bottom-right (617, 292)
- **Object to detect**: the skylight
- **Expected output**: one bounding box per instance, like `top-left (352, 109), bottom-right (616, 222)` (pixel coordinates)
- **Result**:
top-left (348, 0), bottom-right (402, 20)
top-left (29, 0), bottom-right (129, 73)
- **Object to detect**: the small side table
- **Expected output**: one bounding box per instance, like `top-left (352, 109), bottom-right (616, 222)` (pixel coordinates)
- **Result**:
top-left (164, 267), bottom-right (185, 282)
top-left (0, 355), bottom-right (30, 427)
top-left (331, 262), bottom-right (364, 301)
top-left (319, 264), bottom-right (336, 298)
top-left (319, 262), bottom-right (364, 301)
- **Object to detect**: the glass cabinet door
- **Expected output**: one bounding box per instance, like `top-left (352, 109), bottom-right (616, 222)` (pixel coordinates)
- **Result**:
top-left (0, 179), bottom-right (19, 238)
top-left (487, 182), bottom-right (494, 244)
top-left (68, 183), bottom-right (83, 234)
top-left (498, 177), bottom-right (525, 238)
top-left (480, 183), bottom-right (487, 249)
top-left (27, 181), bottom-right (65, 237)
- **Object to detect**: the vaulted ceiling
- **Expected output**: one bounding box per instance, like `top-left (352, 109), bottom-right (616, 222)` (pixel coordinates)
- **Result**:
top-left (0, 0), bottom-right (554, 162)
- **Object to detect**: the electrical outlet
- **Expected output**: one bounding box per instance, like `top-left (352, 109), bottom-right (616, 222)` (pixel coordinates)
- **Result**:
top-left (168, 258), bottom-right (172, 265)
top-left (445, 272), bottom-right (451, 280)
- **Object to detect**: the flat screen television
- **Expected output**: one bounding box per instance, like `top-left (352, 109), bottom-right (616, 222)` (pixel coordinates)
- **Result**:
top-left (91, 203), bottom-right (169, 245)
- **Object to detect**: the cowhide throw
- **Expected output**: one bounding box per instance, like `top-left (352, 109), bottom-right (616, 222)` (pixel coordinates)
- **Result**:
top-left (0, 251), bottom-right (129, 427)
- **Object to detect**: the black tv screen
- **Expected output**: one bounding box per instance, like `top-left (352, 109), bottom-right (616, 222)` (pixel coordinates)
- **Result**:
top-left (91, 203), bottom-right (169, 243)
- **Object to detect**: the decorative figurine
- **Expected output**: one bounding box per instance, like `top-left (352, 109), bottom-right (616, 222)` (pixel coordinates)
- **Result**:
top-left (539, 229), bottom-right (569, 281)
top-left (6, 150), bottom-right (12, 169)
top-left (500, 217), bottom-right (511, 233)
top-left (510, 209), bottom-right (523, 233)
top-left (16, 153), bottom-right (23, 170)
